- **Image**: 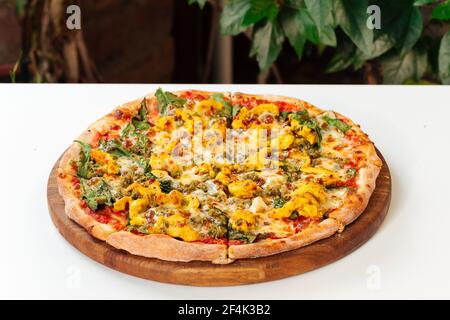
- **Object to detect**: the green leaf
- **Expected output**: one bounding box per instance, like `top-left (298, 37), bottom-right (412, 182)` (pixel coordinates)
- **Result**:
top-left (432, 0), bottom-right (450, 20)
top-left (326, 39), bottom-right (356, 73)
top-left (289, 211), bottom-right (299, 219)
top-left (159, 180), bottom-right (173, 194)
top-left (439, 31), bottom-right (450, 84)
top-left (334, 0), bottom-right (373, 55)
top-left (382, 48), bottom-right (428, 84)
top-left (304, 0), bottom-right (336, 46)
top-left (273, 198), bottom-right (286, 208)
top-left (375, 1), bottom-right (422, 54)
top-left (280, 111), bottom-right (290, 121)
top-left (188, 0), bottom-right (207, 9)
top-left (80, 179), bottom-right (113, 211)
top-left (401, 7), bottom-right (423, 54)
top-left (228, 229), bottom-right (257, 244)
top-left (413, 0), bottom-right (438, 6)
top-left (155, 88), bottom-right (186, 116)
top-left (299, 9), bottom-right (320, 44)
top-left (251, 19), bottom-right (285, 71)
top-left (220, 0), bottom-right (252, 35)
top-left (213, 93), bottom-right (234, 119)
top-left (280, 7), bottom-right (307, 59)
top-left (74, 140), bottom-right (92, 179)
top-left (131, 100), bottom-right (151, 130)
top-left (285, 0), bottom-right (304, 9)
top-left (323, 115), bottom-right (351, 133)
top-left (243, 0), bottom-right (279, 26)
top-left (290, 110), bottom-right (322, 146)
top-left (99, 139), bottom-right (131, 157)
top-left (351, 34), bottom-right (396, 70)
top-left (232, 104), bottom-right (242, 117)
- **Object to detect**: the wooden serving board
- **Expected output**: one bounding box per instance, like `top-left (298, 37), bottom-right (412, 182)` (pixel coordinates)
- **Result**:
top-left (47, 150), bottom-right (391, 286)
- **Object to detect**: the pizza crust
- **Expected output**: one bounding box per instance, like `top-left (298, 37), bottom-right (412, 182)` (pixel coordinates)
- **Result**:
top-left (57, 98), bottom-right (145, 240)
top-left (106, 232), bottom-right (229, 264)
top-left (57, 90), bottom-right (382, 264)
top-left (327, 112), bottom-right (382, 226)
top-left (228, 218), bottom-right (339, 260)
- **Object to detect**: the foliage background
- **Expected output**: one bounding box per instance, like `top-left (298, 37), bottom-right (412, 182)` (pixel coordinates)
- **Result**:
top-left (191, 0), bottom-right (450, 84)
top-left (0, 0), bottom-right (448, 84)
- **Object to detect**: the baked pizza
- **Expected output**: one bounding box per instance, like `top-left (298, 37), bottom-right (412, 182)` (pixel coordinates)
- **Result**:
top-left (57, 89), bottom-right (382, 264)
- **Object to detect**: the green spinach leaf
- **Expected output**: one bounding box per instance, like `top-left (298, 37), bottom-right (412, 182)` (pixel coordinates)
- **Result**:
top-left (74, 140), bottom-right (92, 179)
top-left (273, 197), bottom-right (286, 208)
top-left (228, 229), bottom-right (257, 244)
top-left (323, 115), bottom-right (352, 133)
top-left (80, 179), bottom-right (113, 211)
top-left (155, 88), bottom-right (186, 116)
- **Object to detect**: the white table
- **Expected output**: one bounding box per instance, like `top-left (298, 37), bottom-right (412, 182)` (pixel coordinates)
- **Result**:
top-left (0, 84), bottom-right (449, 299)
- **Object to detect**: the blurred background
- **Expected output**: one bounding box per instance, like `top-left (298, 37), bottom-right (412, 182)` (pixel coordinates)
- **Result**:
top-left (0, 0), bottom-right (449, 84)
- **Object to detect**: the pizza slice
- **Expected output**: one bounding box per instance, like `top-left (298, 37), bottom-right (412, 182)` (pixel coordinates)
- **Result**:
top-left (224, 92), bottom-right (380, 260)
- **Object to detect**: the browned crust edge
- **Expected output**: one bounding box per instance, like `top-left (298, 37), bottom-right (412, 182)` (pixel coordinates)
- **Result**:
top-left (106, 232), bottom-right (228, 264)
top-left (228, 219), bottom-right (339, 260)
top-left (57, 91), bottom-right (230, 263)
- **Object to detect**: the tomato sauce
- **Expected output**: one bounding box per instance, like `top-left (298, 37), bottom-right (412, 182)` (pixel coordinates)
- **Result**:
top-left (198, 237), bottom-right (228, 245)
top-left (180, 90), bottom-right (206, 101)
top-left (228, 240), bottom-right (245, 245)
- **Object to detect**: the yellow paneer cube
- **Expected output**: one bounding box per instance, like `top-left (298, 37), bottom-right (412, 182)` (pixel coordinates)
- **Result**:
top-left (165, 214), bottom-right (200, 242)
top-left (129, 198), bottom-right (149, 219)
top-left (184, 194), bottom-right (200, 209)
top-left (194, 99), bottom-right (223, 115)
top-left (272, 182), bottom-right (326, 219)
top-left (195, 162), bottom-right (216, 178)
top-left (113, 196), bottom-right (132, 212)
top-left (299, 126), bottom-right (317, 145)
top-left (292, 182), bottom-right (326, 203)
top-left (271, 134), bottom-right (295, 150)
top-left (168, 190), bottom-right (184, 207)
top-left (228, 180), bottom-right (258, 198)
top-left (250, 103), bottom-right (279, 116)
top-left (91, 149), bottom-right (120, 175)
top-left (232, 107), bottom-right (250, 130)
top-left (90, 149), bottom-right (109, 164)
top-left (230, 209), bottom-right (256, 232)
top-left (155, 116), bottom-right (175, 132)
top-left (106, 161), bottom-right (120, 175)
top-left (130, 216), bottom-right (147, 226)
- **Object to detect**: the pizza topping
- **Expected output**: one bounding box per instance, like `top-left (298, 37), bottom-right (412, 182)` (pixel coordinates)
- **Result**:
top-left (270, 182), bottom-right (325, 219)
top-left (155, 88), bottom-right (186, 116)
top-left (131, 100), bottom-right (152, 131)
top-left (80, 178), bottom-right (114, 211)
top-left (75, 140), bottom-right (93, 179)
top-left (227, 180), bottom-right (258, 198)
top-left (322, 115), bottom-right (352, 133)
top-left (90, 149), bottom-right (120, 175)
top-left (64, 91), bottom-right (376, 250)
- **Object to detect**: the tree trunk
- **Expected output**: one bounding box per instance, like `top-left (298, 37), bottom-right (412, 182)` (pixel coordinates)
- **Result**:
top-left (21, 0), bottom-right (99, 82)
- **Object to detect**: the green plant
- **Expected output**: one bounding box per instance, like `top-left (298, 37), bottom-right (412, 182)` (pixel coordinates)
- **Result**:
top-left (188, 0), bottom-right (450, 84)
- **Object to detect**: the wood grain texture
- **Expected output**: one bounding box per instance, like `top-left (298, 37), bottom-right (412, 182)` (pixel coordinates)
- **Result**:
top-left (47, 150), bottom-right (391, 286)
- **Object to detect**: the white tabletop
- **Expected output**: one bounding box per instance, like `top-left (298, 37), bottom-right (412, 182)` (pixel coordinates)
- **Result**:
top-left (0, 84), bottom-right (449, 299)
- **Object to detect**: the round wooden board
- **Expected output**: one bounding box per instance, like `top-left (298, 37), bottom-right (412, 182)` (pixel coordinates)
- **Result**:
top-left (47, 150), bottom-right (391, 287)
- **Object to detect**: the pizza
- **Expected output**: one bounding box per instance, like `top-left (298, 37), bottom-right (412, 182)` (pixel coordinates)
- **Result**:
top-left (57, 89), bottom-right (382, 264)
